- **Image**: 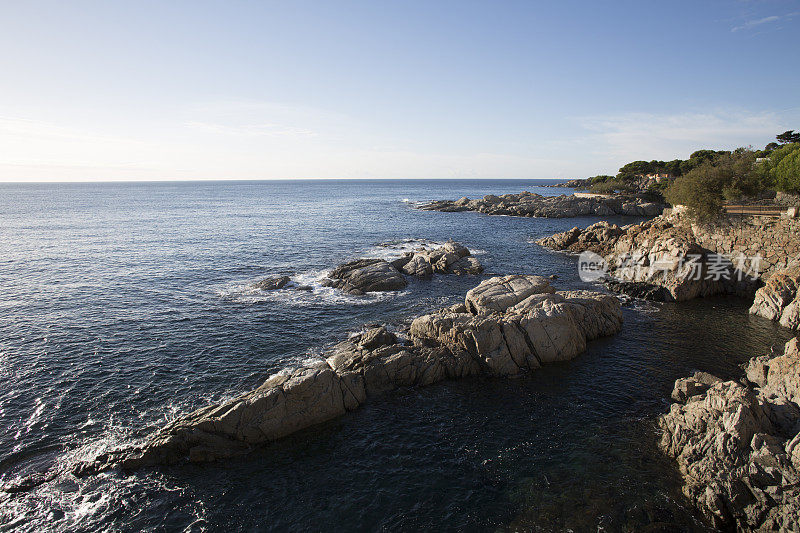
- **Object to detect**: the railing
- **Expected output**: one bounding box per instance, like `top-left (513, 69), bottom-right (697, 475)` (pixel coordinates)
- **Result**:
top-left (722, 204), bottom-right (785, 217)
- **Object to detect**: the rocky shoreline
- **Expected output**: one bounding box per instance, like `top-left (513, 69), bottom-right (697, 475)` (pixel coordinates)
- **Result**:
top-left (534, 210), bottom-right (800, 528)
top-left (536, 213), bottom-right (800, 333)
top-left (659, 337), bottom-right (800, 531)
top-left (62, 275), bottom-right (622, 478)
top-left (417, 191), bottom-right (664, 218)
top-left (537, 216), bottom-right (761, 302)
top-left (8, 205), bottom-right (799, 531)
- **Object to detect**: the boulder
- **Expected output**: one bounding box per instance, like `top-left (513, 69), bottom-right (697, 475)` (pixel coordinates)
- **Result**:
top-left (464, 275), bottom-right (555, 314)
top-left (411, 279), bottom-right (622, 374)
top-left (254, 275), bottom-right (292, 290)
top-left (399, 254), bottom-right (433, 277)
top-left (391, 241), bottom-right (483, 277)
top-left (322, 258), bottom-right (408, 294)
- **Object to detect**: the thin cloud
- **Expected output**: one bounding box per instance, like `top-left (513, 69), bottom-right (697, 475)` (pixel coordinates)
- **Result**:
top-left (732, 15), bottom-right (780, 32)
top-left (578, 109), bottom-right (793, 165)
top-left (184, 121), bottom-right (317, 137)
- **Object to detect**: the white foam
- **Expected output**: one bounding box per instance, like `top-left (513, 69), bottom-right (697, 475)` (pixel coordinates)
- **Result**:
top-left (217, 270), bottom-right (405, 307)
top-left (217, 239), bottom-right (481, 307)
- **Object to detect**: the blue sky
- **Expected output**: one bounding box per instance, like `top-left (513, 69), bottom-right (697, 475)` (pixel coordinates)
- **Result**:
top-left (1, 0), bottom-right (798, 181)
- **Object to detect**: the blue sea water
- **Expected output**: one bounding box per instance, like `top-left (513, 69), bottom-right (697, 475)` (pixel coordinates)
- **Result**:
top-left (0, 179), bottom-right (793, 532)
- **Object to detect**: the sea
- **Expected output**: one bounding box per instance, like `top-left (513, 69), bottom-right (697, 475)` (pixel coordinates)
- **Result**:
top-left (0, 179), bottom-right (793, 532)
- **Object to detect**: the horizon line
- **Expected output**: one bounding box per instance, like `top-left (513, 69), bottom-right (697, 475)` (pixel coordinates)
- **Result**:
top-left (0, 177), bottom-right (569, 184)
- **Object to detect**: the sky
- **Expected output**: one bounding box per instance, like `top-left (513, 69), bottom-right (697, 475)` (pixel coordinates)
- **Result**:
top-left (1, 0), bottom-right (799, 182)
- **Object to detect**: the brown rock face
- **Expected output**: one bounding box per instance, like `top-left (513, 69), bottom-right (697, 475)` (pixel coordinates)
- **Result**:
top-left (537, 217), bottom-right (759, 302)
top-left (67, 276), bottom-right (622, 477)
top-left (659, 337), bottom-right (800, 531)
top-left (750, 257), bottom-right (800, 330)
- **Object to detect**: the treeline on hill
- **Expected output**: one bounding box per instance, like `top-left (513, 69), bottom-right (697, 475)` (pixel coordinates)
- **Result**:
top-left (586, 130), bottom-right (800, 219)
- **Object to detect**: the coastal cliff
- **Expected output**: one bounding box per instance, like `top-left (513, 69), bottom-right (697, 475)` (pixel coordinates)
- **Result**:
top-left (537, 213), bottom-right (800, 303)
top-left (659, 337), bottom-right (800, 531)
top-left (749, 257), bottom-right (800, 331)
top-left (537, 217), bottom-right (757, 301)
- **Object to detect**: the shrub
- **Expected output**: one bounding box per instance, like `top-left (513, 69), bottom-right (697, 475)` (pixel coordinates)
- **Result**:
top-left (665, 150), bottom-right (760, 220)
top-left (590, 180), bottom-right (620, 194)
top-left (774, 148), bottom-right (800, 193)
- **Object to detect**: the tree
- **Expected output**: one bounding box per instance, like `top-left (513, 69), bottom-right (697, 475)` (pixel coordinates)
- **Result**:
top-left (776, 130), bottom-right (800, 144)
top-left (665, 149), bottom-right (760, 220)
top-left (773, 147), bottom-right (800, 193)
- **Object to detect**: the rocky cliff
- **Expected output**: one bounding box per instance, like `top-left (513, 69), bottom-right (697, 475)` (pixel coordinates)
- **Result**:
top-left (537, 217), bottom-right (757, 302)
top-left (749, 257), bottom-right (800, 331)
top-left (659, 337), bottom-right (800, 531)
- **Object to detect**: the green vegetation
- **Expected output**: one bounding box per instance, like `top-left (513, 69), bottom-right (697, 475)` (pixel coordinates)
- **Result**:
top-left (665, 150), bottom-right (761, 220)
top-left (769, 144), bottom-right (800, 193)
top-left (583, 150), bottom-right (735, 197)
top-left (662, 132), bottom-right (800, 219)
top-left (577, 130), bottom-right (800, 219)
top-left (776, 130), bottom-right (800, 144)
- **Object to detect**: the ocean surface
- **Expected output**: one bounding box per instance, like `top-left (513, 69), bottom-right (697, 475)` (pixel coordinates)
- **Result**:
top-left (0, 179), bottom-right (793, 532)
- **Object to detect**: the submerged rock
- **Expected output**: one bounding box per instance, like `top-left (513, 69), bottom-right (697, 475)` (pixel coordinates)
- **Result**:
top-left (659, 337), bottom-right (800, 531)
top-left (70, 276), bottom-right (622, 476)
top-left (417, 191), bottom-right (664, 218)
top-left (749, 256), bottom-right (800, 330)
top-left (254, 275), bottom-right (292, 291)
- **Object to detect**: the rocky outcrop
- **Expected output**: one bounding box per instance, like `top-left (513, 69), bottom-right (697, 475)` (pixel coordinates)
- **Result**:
top-left (254, 242), bottom-right (483, 296)
top-left (537, 217), bottom-right (759, 302)
top-left (68, 276), bottom-right (621, 476)
top-left (689, 215), bottom-right (800, 278)
top-left (411, 276), bottom-right (623, 374)
top-left (544, 178), bottom-right (591, 189)
top-left (659, 337), bottom-right (800, 531)
top-left (321, 258), bottom-right (409, 295)
top-left (418, 192), bottom-right (664, 218)
top-left (390, 241), bottom-right (483, 277)
top-left (749, 257), bottom-right (800, 331)
top-left (254, 275), bottom-right (292, 290)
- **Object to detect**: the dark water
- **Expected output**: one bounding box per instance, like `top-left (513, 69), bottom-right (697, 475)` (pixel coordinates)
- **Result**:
top-left (0, 179), bottom-right (793, 532)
